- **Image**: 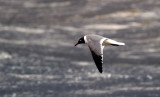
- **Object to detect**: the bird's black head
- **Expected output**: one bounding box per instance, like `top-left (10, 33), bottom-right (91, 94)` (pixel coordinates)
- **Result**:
top-left (74, 37), bottom-right (85, 46)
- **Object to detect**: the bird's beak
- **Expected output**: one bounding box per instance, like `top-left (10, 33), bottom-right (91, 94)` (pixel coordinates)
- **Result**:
top-left (74, 42), bottom-right (79, 46)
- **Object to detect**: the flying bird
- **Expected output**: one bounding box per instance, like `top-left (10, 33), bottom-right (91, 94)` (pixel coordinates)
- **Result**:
top-left (74, 34), bottom-right (125, 73)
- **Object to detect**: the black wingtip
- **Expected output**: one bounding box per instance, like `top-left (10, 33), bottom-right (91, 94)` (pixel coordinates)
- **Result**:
top-left (90, 50), bottom-right (103, 74)
top-left (99, 70), bottom-right (103, 73)
top-left (96, 64), bottom-right (103, 73)
top-left (111, 44), bottom-right (119, 46)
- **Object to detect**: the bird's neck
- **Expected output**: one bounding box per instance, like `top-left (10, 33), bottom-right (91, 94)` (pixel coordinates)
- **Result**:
top-left (84, 36), bottom-right (88, 44)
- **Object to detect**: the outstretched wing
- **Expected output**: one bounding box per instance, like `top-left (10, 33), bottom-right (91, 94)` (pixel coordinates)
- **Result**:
top-left (88, 41), bottom-right (104, 73)
top-left (90, 49), bottom-right (103, 73)
top-left (86, 35), bottom-right (106, 73)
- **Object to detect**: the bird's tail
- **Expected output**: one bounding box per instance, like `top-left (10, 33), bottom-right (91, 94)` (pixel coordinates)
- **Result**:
top-left (106, 39), bottom-right (125, 46)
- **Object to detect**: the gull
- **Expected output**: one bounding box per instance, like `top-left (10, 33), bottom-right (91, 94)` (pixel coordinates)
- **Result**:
top-left (75, 34), bottom-right (125, 73)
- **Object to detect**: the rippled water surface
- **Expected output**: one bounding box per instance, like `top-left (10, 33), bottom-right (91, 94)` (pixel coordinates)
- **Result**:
top-left (0, 0), bottom-right (160, 97)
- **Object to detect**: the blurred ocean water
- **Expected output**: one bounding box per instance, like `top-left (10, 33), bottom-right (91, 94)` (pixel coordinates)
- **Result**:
top-left (0, 0), bottom-right (160, 97)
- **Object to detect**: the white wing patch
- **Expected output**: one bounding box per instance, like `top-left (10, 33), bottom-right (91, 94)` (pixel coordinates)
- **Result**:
top-left (99, 38), bottom-right (106, 63)
top-left (100, 38), bottom-right (107, 53)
